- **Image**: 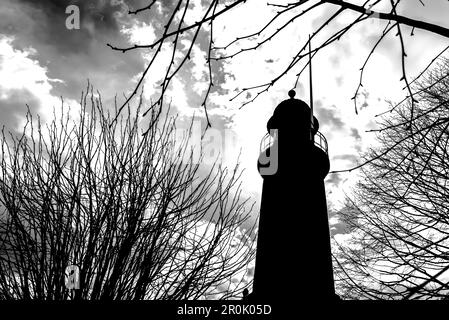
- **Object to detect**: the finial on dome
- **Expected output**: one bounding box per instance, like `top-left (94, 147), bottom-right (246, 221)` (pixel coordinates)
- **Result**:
top-left (288, 89), bottom-right (296, 99)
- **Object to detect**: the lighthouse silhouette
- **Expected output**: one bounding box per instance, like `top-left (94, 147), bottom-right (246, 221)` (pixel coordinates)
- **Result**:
top-left (248, 89), bottom-right (337, 302)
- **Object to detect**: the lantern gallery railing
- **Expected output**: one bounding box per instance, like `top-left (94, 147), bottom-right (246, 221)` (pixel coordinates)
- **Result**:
top-left (259, 130), bottom-right (328, 155)
top-left (313, 131), bottom-right (328, 154)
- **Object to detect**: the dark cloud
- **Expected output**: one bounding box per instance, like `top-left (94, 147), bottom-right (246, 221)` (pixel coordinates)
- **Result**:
top-left (9, 0), bottom-right (125, 54)
top-left (0, 0), bottom-right (248, 131)
top-left (161, 0), bottom-right (185, 12)
top-left (326, 172), bottom-right (343, 188)
top-left (0, 0), bottom-right (233, 119)
top-left (0, 0), bottom-right (150, 103)
top-left (315, 102), bottom-right (345, 131)
top-left (176, 23), bottom-right (233, 101)
top-left (0, 88), bottom-right (41, 133)
top-left (328, 209), bottom-right (348, 236)
top-left (350, 128), bottom-right (361, 141)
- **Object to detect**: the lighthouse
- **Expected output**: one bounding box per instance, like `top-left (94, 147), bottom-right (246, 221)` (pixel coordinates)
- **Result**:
top-left (250, 89), bottom-right (337, 302)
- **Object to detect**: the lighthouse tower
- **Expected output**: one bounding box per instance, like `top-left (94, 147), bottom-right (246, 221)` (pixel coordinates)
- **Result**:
top-left (251, 90), bottom-right (336, 302)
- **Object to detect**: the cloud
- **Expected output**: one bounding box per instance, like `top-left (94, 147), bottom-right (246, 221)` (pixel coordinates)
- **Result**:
top-left (350, 128), bottom-right (362, 141)
top-left (6, 0), bottom-right (124, 53)
top-left (0, 0), bottom-right (146, 104)
top-left (0, 36), bottom-right (78, 131)
top-left (315, 102), bottom-right (345, 131)
top-left (326, 172), bottom-right (343, 188)
top-left (0, 88), bottom-right (40, 132)
top-left (329, 215), bottom-right (347, 236)
top-left (332, 154), bottom-right (359, 165)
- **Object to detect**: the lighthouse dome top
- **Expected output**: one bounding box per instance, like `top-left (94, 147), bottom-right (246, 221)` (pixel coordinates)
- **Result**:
top-left (288, 89), bottom-right (296, 99)
top-left (266, 90), bottom-right (319, 134)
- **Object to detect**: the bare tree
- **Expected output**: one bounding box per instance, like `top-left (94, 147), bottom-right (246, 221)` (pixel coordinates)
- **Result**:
top-left (108, 0), bottom-right (449, 128)
top-left (333, 58), bottom-right (449, 300)
top-left (0, 87), bottom-right (256, 300)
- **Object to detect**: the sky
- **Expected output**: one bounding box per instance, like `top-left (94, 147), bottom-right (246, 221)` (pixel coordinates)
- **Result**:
top-left (1, 0), bottom-right (448, 237)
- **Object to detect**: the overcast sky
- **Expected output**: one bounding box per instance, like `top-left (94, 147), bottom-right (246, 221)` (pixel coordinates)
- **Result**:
top-left (1, 0), bottom-right (448, 230)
